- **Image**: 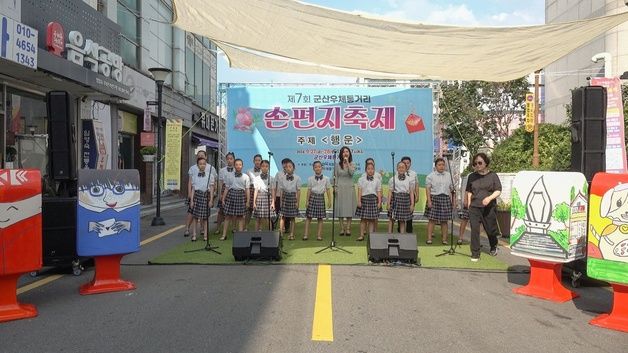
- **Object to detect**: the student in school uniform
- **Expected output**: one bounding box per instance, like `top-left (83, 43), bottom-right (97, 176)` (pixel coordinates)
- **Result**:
top-left (274, 158), bottom-right (291, 231)
top-left (215, 152), bottom-right (236, 234)
top-left (253, 159), bottom-right (276, 231)
top-left (278, 160), bottom-right (301, 240)
top-left (398, 156), bottom-right (418, 233)
top-left (356, 162), bottom-right (382, 241)
top-left (388, 161), bottom-right (415, 234)
top-left (425, 158), bottom-right (454, 245)
top-left (184, 150), bottom-right (216, 237)
top-left (303, 161), bottom-right (332, 241)
top-left (245, 154), bottom-right (263, 230)
top-left (189, 157), bottom-right (214, 242)
top-left (220, 158), bottom-right (250, 240)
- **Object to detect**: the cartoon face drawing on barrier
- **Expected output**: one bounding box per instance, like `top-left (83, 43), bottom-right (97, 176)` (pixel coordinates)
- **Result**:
top-left (78, 173), bottom-right (140, 238)
top-left (590, 183), bottom-right (628, 261)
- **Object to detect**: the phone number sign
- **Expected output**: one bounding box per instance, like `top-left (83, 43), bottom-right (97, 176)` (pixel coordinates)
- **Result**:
top-left (0, 14), bottom-right (38, 69)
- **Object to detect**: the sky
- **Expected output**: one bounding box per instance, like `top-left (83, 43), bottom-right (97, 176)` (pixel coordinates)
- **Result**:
top-left (217, 0), bottom-right (546, 84)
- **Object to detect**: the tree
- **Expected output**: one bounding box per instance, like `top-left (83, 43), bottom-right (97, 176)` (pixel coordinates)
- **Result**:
top-left (490, 123), bottom-right (571, 172)
top-left (439, 77), bottom-right (529, 158)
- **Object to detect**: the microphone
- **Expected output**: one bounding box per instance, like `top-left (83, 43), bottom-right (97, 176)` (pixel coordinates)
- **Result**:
top-left (268, 151), bottom-right (274, 156)
top-left (391, 152), bottom-right (395, 157)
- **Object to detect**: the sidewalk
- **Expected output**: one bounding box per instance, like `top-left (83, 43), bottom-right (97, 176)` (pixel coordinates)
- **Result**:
top-left (140, 194), bottom-right (186, 218)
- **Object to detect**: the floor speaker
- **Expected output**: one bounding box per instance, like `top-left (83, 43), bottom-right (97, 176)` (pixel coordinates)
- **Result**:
top-left (42, 197), bottom-right (78, 267)
top-left (46, 91), bottom-right (75, 180)
top-left (368, 233), bottom-right (418, 263)
top-left (232, 231), bottom-right (282, 261)
top-left (570, 86), bottom-right (606, 182)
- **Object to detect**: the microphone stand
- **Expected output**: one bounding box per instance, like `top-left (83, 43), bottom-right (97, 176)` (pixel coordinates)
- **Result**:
top-left (436, 154), bottom-right (461, 257)
top-left (267, 152), bottom-right (273, 232)
top-left (316, 150), bottom-right (351, 254)
top-left (186, 161), bottom-right (221, 255)
top-left (391, 152), bottom-right (396, 232)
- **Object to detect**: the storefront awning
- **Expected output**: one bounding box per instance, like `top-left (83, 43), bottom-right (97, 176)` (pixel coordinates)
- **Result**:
top-left (192, 133), bottom-right (219, 149)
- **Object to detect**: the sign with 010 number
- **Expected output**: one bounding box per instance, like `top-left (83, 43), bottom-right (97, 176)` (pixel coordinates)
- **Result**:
top-left (0, 14), bottom-right (38, 69)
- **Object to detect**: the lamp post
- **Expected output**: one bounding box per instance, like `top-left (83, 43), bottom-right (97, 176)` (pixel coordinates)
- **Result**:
top-left (148, 67), bottom-right (172, 226)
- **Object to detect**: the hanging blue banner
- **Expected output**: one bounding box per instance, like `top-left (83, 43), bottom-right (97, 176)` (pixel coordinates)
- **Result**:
top-left (226, 86), bottom-right (434, 178)
top-left (81, 120), bottom-right (98, 169)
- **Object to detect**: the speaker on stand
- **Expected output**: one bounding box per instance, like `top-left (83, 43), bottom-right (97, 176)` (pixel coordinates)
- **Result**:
top-left (570, 86), bottom-right (607, 182)
top-left (46, 91), bottom-right (77, 196)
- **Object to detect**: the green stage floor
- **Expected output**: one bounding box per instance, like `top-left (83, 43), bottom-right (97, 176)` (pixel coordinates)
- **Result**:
top-left (149, 221), bottom-right (508, 270)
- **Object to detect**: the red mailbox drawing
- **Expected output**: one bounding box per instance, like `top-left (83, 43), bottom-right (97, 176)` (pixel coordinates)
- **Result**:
top-left (0, 169), bottom-right (42, 323)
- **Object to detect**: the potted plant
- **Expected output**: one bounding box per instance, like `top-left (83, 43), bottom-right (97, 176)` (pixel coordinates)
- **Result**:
top-left (496, 199), bottom-right (511, 238)
top-left (140, 146), bottom-right (157, 162)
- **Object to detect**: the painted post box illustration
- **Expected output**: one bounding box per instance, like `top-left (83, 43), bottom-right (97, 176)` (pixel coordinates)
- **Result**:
top-left (587, 172), bottom-right (628, 332)
top-left (509, 171), bottom-right (587, 302)
top-left (0, 169), bottom-right (42, 322)
top-left (77, 169), bottom-right (140, 295)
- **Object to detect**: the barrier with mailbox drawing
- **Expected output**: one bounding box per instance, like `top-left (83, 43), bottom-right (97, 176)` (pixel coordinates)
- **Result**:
top-left (77, 169), bottom-right (140, 295)
top-left (0, 169), bottom-right (42, 322)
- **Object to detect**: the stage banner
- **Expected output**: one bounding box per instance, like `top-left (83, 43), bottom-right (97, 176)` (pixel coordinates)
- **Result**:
top-left (164, 119), bottom-right (182, 190)
top-left (590, 77), bottom-right (627, 174)
top-left (226, 86), bottom-right (433, 208)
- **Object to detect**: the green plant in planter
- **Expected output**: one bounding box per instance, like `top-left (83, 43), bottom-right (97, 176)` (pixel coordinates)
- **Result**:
top-left (139, 146), bottom-right (157, 155)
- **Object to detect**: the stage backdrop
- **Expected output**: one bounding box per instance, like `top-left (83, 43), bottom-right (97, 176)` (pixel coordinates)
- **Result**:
top-left (226, 86), bottom-right (434, 185)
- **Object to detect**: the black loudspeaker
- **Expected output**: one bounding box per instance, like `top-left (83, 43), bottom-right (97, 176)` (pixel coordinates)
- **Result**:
top-left (232, 231), bottom-right (282, 261)
top-left (368, 233), bottom-right (418, 264)
top-left (42, 197), bottom-right (79, 267)
top-left (46, 91), bottom-right (75, 180)
top-left (570, 86), bottom-right (606, 182)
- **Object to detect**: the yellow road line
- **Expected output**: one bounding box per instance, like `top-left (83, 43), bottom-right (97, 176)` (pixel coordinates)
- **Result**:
top-left (311, 264), bottom-right (334, 342)
top-left (18, 224), bottom-right (185, 295)
top-left (140, 224), bottom-right (185, 246)
top-left (17, 274), bottom-right (64, 295)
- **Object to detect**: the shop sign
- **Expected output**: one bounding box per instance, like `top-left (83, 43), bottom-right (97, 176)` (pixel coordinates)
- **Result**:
top-left (45, 22), bottom-right (64, 56)
top-left (196, 112), bottom-right (218, 133)
top-left (140, 132), bottom-right (155, 147)
top-left (65, 29), bottom-right (123, 82)
top-left (0, 14), bottom-right (37, 69)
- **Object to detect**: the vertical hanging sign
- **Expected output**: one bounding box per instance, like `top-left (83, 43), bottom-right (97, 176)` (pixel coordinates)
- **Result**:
top-left (524, 93), bottom-right (535, 133)
top-left (163, 119), bottom-right (182, 190)
top-left (589, 77), bottom-right (627, 173)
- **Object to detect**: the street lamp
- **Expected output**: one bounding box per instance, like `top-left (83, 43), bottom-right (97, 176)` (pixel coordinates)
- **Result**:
top-left (148, 67), bottom-right (172, 226)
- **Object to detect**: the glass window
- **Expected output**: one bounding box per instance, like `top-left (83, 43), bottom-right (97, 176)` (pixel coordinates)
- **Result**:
top-left (202, 61), bottom-right (210, 109)
top-left (185, 41), bottom-right (195, 96)
top-left (4, 90), bottom-right (48, 178)
top-left (118, 0), bottom-right (140, 68)
top-left (195, 47), bottom-right (203, 104)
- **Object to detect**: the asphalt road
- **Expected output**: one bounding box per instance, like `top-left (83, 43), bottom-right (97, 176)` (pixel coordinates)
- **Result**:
top-left (1, 207), bottom-right (626, 353)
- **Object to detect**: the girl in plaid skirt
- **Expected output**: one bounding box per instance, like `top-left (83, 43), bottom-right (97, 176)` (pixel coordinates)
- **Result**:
top-left (356, 162), bottom-right (382, 241)
top-left (425, 158), bottom-right (454, 245)
top-left (253, 160), bottom-right (276, 231)
top-left (215, 152), bottom-right (235, 234)
top-left (189, 157), bottom-right (214, 241)
top-left (387, 161), bottom-right (415, 233)
top-left (304, 161), bottom-right (331, 241)
top-left (245, 154), bottom-right (263, 230)
top-left (278, 160), bottom-right (301, 240)
top-left (220, 159), bottom-right (250, 241)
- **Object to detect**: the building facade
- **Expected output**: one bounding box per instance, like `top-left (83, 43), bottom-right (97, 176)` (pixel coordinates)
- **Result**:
top-left (0, 0), bottom-right (218, 203)
top-left (544, 0), bottom-right (628, 124)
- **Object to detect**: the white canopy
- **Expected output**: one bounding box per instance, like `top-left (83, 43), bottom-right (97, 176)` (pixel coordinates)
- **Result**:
top-left (173, 0), bottom-right (628, 82)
